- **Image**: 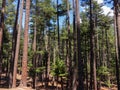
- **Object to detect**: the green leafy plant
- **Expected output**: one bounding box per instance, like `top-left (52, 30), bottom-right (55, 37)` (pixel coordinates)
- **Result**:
top-left (97, 66), bottom-right (109, 76)
top-left (51, 58), bottom-right (67, 77)
top-left (29, 65), bottom-right (45, 77)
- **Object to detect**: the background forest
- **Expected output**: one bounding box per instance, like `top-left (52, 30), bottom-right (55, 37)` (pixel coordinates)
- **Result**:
top-left (0, 0), bottom-right (119, 90)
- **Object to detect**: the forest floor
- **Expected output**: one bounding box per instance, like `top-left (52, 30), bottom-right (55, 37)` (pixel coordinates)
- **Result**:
top-left (0, 74), bottom-right (117, 90)
top-left (0, 86), bottom-right (118, 90)
top-left (0, 86), bottom-right (117, 90)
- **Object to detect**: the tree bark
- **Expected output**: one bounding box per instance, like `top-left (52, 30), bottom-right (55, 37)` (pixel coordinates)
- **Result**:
top-left (89, 0), bottom-right (97, 90)
top-left (66, 0), bottom-right (72, 89)
top-left (72, 0), bottom-right (78, 89)
top-left (12, 0), bottom-right (24, 88)
top-left (9, 0), bottom-right (20, 87)
top-left (20, 0), bottom-right (30, 86)
top-left (114, 0), bottom-right (120, 89)
top-left (75, 0), bottom-right (84, 90)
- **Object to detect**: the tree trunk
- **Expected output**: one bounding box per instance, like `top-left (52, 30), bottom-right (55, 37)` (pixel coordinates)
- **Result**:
top-left (47, 29), bottom-right (50, 80)
top-left (52, 24), bottom-right (56, 86)
top-left (32, 20), bottom-right (37, 89)
top-left (72, 0), bottom-right (77, 89)
top-left (0, 0), bottom-right (6, 83)
top-left (89, 0), bottom-right (97, 90)
top-left (66, 0), bottom-right (72, 89)
top-left (66, 39), bottom-right (69, 89)
top-left (75, 0), bottom-right (84, 90)
top-left (20, 0), bottom-right (30, 86)
top-left (9, 0), bottom-right (20, 88)
top-left (85, 34), bottom-right (88, 90)
top-left (57, 0), bottom-right (60, 51)
top-left (114, 0), bottom-right (120, 89)
top-left (32, 22), bottom-right (37, 52)
top-left (12, 0), bottom-right (24, 88)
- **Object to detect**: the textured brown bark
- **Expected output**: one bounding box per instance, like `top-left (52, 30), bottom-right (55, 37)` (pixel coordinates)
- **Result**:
top-left (66, 39), bottom-right (69, 89)
top-left (66, 0), bottom-right (72, 89)
top-left (95, 28), bottom-right (99, 90)
top-left (47, 52), bottom-right (50, 78)
top-left (93, 14), bottom-right (97, 90)
top-left (33, 22), bottom-right (36, 52)
top-left (0, 0), bottom-right (6, 83)
top-left (72, 0), bottom-right (77, 89)
top-left (52, 24), bottom-right (56, 86)
top-left (116, 4), bottom-right (120, 57)
top-left (47, 29), bottom-right (50, 79)
top-left (114, 0), bottom-right (120, 89)
top-left (20, 0), bottom-right (30, 86)
top-left (114, 13), bottom-right (120, 90)
top-left (12, 0), bottom-right (24, 88)
top-left (9, 0), bottom-right (20, 87)
top-left (75, 0), bottom-right (84, 90)
top-left (89, 0), bottom-right (97, 90)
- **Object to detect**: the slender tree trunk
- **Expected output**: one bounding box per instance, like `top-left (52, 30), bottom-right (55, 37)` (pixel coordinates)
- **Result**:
top-left (61, 39), bottom-right (65, 59)
top-left (57, 0), bottom-right (60, 51)
top-left (75, 0), bottom-right (84, 90)
top-left (72, 0), bottom-right (77, 89)
top-left (66, 39), bottom-right (69, 89)
top-left (85, 34), bottom-right (88, 90)
top-left (32, 2), bottom-right (37, 86)
top-left (33, 22), bottom-right (37, 52)
top-left (47, 29), bottom-right (51, 79)
top-left (66, 0), bottom-right (72, 89)
top-left (44, 28), bottom-right (51, 88)
top-left (116, 1), bottom-right (120, 63)
top-left (95, 29), bottom-right (99, 90)
top-left (0, 0), bottom-right (6, 83)
top-left (52, 23), bottom-right (56, 86)
top-left (32, 21), bottom-right (37, 89)
top-left (9, 0), bottom-right (20, 88)
top-left (96, 31), bottom-right (100, 68)
top-left (89, 0), bottom-right (97, 90)
top-left (20, 0), bottom-right (30, 86)
top-left (32, 54), bottom-right (37, 89)
top-left (90, 0), bottom-right (94, 89)
top-left (114, 0), bottom-right (120, 89)
top-left (93, 16), bottom-right (97, 90)
top-left (115, 17), bottom-right (120, 90)
top-left (12, 0), bottom-right (24, 88)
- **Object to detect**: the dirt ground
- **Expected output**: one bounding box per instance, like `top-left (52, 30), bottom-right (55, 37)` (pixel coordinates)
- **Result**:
top-left (0, 87), bottom-right (33, 90)
top-left (0, 87), bottom-right (117, 90)
top-left (0, 74), bottom-right (117, 90)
